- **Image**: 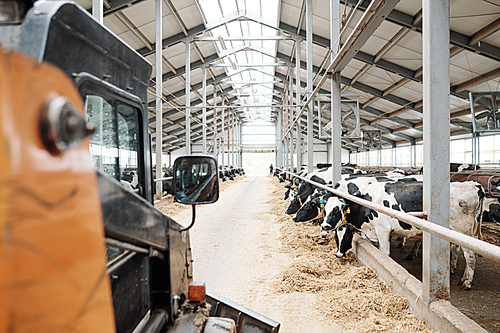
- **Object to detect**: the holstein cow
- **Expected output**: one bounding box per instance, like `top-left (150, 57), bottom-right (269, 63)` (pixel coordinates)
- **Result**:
top-left (321, 179), bottom-right (484, 290)
top-left (285, 166), bottom-right (361, 215)
top-left (292, 171), bottom-right (417, 220)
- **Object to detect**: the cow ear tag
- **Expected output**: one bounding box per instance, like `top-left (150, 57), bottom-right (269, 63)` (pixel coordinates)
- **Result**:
top-left (346, 207), bottom-right (350, 214)
top-left (340, 199), bottom-right (346, 204)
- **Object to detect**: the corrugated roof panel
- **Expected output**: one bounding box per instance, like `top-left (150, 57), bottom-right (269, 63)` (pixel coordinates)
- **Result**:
top-left (449, 0), bottom-right (500, 36)
top-left (451, 50), bottom-right (500, 86)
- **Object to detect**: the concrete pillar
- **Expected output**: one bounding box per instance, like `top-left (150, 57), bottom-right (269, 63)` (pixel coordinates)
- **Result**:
top-left (422, 0), bottom-right (450, 303)
top-left (155, 0), bottom-right (162, 196)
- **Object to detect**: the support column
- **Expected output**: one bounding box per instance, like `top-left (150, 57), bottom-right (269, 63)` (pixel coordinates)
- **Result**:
top-left (289, 73), bottom-right (294, 172)
top-left (185, 40), bottom-right (191, 154)
top-left (277, 110), bottom-right (283, 168)
top-left (202, 66), bottom-right (207, 155)
top-left (331, 0), bottom-right (341, 183)
top-left (155, 0), bottom-right (162, 197)
top-left (239, 120), bottom-right (243, 167)
top-left (92, 0), bottom-right (103, 24)
top-left (422, 0), bottom-right (450, 303)
top-left (295, 40), bottom-right (302, 171)
top-left (213, 86), bottom-right (218, 160)
top-left (221, 98), bottom-right (225, 167)
top-left (306, 0), bottom-right (313, 173)
top-left (232, 112), bottom-right (236, 166)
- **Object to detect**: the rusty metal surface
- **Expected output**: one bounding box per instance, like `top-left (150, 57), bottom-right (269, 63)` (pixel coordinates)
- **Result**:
top-left (0, 48), bottom-right (116, 332)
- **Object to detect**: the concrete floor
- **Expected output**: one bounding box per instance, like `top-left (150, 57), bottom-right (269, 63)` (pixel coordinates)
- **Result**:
top-left (171, 176), bottom-right (341, 333)
top-left (389, 227), bottom-right (500, 333)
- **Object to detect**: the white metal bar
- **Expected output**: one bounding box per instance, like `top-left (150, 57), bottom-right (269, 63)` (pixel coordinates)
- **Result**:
top-left (295, 40), bottom-right (302, 170)
top-left (423, 0), bottom-right (451, 303)
top-left (185, 40), bottom-right (191, 154)
top-left (162, 105), bottom-right (301, 109)
top-left (331, 0), bottom-right (341, 184)
top-left (277, 111), bottom-right (282, 168)
top-left (210, 63), bottom-right (286, 67)
top-left (92, 0), bottom-right (103, 24)
top-left (154, 177), bottom-right (173, 182)
top-left (213, 88), bottom-right (218, 160)
top-left (220, 80), bottom-right (282, 84)
top-left (193, 36), bottom-right (293, 41)
top-left (280, 169), bottom-right (500, 264)
top-left (306, 0), bottom-right (313, 173)
top-left (221, 98), bottom-right (225, 167)
top-left (202, 66), bottom-right (207, 155)
top-left (155, 0), bottom-right (162, 196)
top-left (289, 73), bottom-right (294, 172)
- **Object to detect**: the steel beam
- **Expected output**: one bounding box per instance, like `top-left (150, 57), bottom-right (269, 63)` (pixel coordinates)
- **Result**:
top-left (331, 0), bottom-right (341, 183)
top-left (296, 39), bottom-right (302, 170)
top-left (422, 0), bottom-right (450, 303)
top-left (155, 0), bottom-right (162, 195)
top-left (306, 0), bottom-right (313, 173)
top-left (92, 0), bottom-right (103, 23)
top-left (202, 65), bottom-right (207, 154)
top-left (185, 40), bottom-right (191, 154)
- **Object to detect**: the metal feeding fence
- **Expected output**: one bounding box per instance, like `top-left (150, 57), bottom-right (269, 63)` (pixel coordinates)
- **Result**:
top-left (277, 168), bottom-right (500, 305)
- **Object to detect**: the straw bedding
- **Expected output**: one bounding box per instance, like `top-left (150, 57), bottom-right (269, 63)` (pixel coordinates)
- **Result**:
top-left (267, 176), bottom-right (435, 333)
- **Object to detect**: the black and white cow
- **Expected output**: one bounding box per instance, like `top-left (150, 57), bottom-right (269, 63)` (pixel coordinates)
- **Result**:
top-left (321, 179), bottom-right (484, 290)
top-left (291, 171), bottom-right (416, 221)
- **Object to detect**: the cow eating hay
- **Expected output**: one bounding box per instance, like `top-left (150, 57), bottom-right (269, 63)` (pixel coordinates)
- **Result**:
top-left (268, 176), bottom-right (435, 333)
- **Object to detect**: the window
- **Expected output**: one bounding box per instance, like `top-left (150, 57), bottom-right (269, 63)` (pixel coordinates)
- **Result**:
top-left (81, 85), bottom-right (143, 196)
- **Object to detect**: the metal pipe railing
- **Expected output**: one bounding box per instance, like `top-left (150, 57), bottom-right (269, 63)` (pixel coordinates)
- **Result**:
top-left (278, 169), bottom-right (500, 263)
top-left (154, 177), bottom-right (173, 182)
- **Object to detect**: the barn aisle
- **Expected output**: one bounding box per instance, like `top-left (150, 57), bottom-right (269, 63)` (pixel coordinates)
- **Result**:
top-left (171, 176), bottom-right (341, 333)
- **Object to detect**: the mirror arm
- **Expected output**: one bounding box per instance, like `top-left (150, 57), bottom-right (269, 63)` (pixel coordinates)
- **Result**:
top-left (180, 204), bottom-right (196, 232)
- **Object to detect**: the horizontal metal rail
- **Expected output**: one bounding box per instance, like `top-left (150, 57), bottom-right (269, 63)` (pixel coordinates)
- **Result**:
top-left (279, 169), bottom-right (500, 264)
top-left (154, 177), bottom-right (173, 182)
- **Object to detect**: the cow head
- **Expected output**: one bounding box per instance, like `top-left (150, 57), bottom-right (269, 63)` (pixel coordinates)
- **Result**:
top-left (293, 196), bottom-right (320, 222)
top-left (321, 197), bottom-right (347, 231)
top-left (334, 224), bottom-right (356, 258)
top-left (284, 188), bottom-right (291, 200)
top-left (286, 193), bottom-right (302, 214)
top-left (294, 189), bottom-right (331, 222)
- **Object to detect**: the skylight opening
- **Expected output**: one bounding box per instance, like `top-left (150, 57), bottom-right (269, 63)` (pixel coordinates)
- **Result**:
top-left (198, 0), bottom-right (280, 122)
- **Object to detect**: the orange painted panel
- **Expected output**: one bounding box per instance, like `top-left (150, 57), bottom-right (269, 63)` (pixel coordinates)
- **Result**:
top-left (0, 48), bottom-right (116, 333)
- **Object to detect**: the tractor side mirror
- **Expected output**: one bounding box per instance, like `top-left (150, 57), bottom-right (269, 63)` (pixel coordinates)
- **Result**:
top-left (173, 155), bottom-right (219, 205)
